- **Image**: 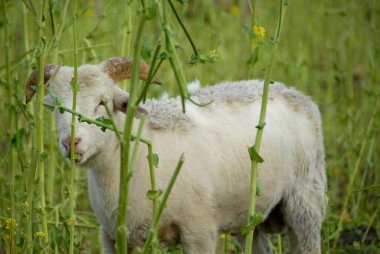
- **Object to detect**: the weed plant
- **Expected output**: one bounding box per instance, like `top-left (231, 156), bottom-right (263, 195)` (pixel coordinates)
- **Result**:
top-left (0, 0), bottom-right (379, 253)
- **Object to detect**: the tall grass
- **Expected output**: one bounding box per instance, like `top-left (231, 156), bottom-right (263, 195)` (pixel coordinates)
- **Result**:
top-left (0, 0), bottom-right (379, 253)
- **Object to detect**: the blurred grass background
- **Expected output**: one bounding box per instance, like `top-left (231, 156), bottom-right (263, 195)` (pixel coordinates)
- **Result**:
top-left (0, 0), bottom-right (379, 253)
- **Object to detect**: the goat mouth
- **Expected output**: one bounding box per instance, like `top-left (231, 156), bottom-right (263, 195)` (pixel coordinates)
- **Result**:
top-left (66, 152), bottom-right (85, 164)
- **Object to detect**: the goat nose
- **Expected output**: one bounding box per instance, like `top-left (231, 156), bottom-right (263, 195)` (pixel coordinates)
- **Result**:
top-left (62, 137), bottom-right (81, 152)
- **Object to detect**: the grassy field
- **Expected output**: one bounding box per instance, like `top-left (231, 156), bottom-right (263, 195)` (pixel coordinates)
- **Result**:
top-left (0, 0), bottom-right (379, 253)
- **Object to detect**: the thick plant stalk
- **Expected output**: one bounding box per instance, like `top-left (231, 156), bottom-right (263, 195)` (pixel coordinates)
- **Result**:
top-left (142, 154), bottom-right (185, 254)
top-left (43, 102), bottom-right (153, 146)
top-left (116, 13), bottom-right (147, 253)
top-left (244, 0), bottom-right (287, 253)
top-left (33, 0), bottom-right (50, 248)
top-left (47, 0), bottom-right (70, 205)
top-left (23, 4), bottom-right (31, 63)
top-left (136, 42), bottom-right (162, 105)
top-left (129, 116), bottom-right (146, 170)
top-left (146, 143), bottom-right (159, 253)
top-left (2, 0), bottom-right (16, 251)
top-left (120, 0), bottom-right (133, 58)
top-left (162, 0), bottom-right (188, 112)
top-left (247, 0), bottom-right (256, 78)
top-left (167, 0), bottom-right (198, 57)
top-left (69, 0), bottom-right (79, 252)
top-left (45, 0), bottom-right (56, 207)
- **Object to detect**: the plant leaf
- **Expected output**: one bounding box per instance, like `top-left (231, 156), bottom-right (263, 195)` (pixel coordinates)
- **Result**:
top-left (146, 189), bottom-right (163, 200)
top-left (248, 146), bottom-right (264, 163)
top-left (95, 117), bottom-right (113, 132)
top-left (256, 185), bottom-right (261, 196)
top-left (240, 213), bottom-right (263, 234)
top-left (152, 153), bottom-right (159, 167)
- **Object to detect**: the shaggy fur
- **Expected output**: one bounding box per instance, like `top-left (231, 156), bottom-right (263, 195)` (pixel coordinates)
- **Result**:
top-left (142, 80), bottom-right (322, 132)
top-left (26, 62), bottom-right (327, 254)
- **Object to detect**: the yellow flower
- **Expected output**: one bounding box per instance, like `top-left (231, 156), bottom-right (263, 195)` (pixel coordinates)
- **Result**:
top-left (5, 218), bottom-right (18, 230)
top-left (35, 231), bottom-right (46, 238)
top-left (253, 25), bottom-right (266, 38)
top-left (2, 233), bottom-right (10, 240)
top-left (86, 9), bottom-right (96, 17)
top-left (230, 4), bottom-right (240, 16)
top-left (67, 219), bottom-right (75, 225)
top-left (85, 0), bottom-right (96, 16)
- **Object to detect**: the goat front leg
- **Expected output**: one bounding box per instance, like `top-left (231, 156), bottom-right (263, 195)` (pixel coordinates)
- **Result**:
top-left (101, 229), bottom-right (115, 254)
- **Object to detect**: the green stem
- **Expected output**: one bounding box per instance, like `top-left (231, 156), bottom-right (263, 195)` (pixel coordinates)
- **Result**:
top-left (278, 234), bottom-right (282, 254)
top-left (147, 142), bottom-right (159, 253)
top-left (46, 116), bottom-right (56, 206)
top-left (2, 0), bottom-right (16, 251)
top-left (26, 135), bottom-right (37, 252)
top-left (23, 4), bottom-right (32, 63)
top-left (116, 13), bottom-right (147, 253)
top-left (57, 42), bottom-right (111, 54)
top-left (162, 0), bottom-right (188, 112)
top-left (361, 204), bottom-right (380, 243)
top-left (121, 0), bottom-right (133, 58)
top-left (45, 0), bottom-right (70, 210)
top-left (34, 0), bottom-right (49, 249)
top-left (101, 98), bottom-right (122, 142)
top-left (136, 42), bottom-right (162, 105)
top-left (82, 38), bottom-right (99, 62)
top-left (352, 184), bottom-right (380, 193)
top-left (129, 116), bottom-right (146, 170)
top-left (46, 0), bottom-right (68, 208)
top-left (44, 102), bottom-right (154, 145)
top-left (69, 0), bottom-right (79, 252)
top-left (244, 1), bottom-right (287, 253)
top-left (247, 0), bottom-right (256, 78)
top-left (142, 154), bottom-right (185, 254)
top-left (224, 233), bottom-right (229, 254)
top-left (167, 0), bottom-right (198, 56)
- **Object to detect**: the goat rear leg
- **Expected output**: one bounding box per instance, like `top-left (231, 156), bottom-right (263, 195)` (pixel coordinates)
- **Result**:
top-left (180, 220), bottom-right (218, 254)
top-left (283, 184), bottom-right (326, 254)
top-left (236, 228), bottom-right (271, 254)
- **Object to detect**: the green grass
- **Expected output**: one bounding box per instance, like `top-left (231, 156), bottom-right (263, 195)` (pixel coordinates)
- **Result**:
top-left (0, 0), bottom-right (379, 253)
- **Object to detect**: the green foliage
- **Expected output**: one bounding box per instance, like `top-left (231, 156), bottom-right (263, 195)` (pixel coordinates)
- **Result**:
top-left (240, 214), bottom-right (263, 235)
top-left (146, 190), bottom-right (163, 200)
top-left (248, 146), bottom-right (264, 163)
top-left (95, 117), bottom-right (113, 132)
top-left (0, 0), bottom-right (379, 253)
top-left (152, 153), bottom-right (159, 167)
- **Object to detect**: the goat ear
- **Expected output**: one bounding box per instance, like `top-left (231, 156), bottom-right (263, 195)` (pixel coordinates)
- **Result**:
top-left (113, 86), bottom-right (147, 118)
top-left (100, 57), bottom-right (162, 85)
top-left (25, 64), bottom-right (60, 103)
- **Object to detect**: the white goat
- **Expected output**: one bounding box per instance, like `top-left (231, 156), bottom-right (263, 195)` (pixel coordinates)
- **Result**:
top-left (26, 57), bottom-right (327, 254)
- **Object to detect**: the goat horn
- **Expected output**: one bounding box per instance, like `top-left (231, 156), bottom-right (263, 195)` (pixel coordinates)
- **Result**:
top-left (25, 64), bottom-right (60, 103)
top-left (100, 57), bottom-right (162, 85)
